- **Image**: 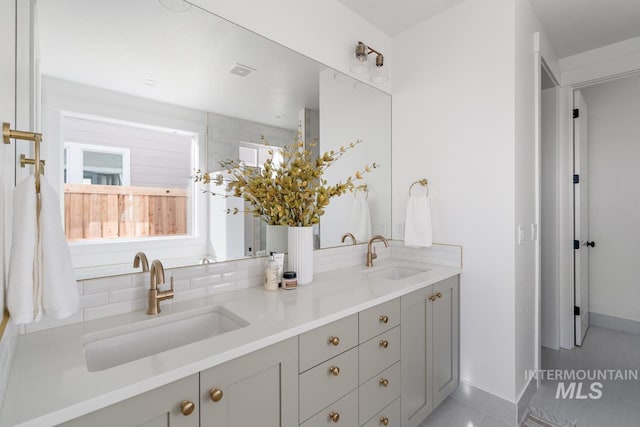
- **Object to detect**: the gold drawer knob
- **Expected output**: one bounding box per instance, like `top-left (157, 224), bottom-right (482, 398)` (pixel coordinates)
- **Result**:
top-left (180, 400), bottom-right (195, 416)
top-left (210, 388), bottom-right (223, 402)
top-left (379, 340), bottom-right (389, 348)
top-left (435, 292), bottom-right (442, 299)
top-left (379, 315), bottom-right (389, 324)
top-left (329, 336), bottom-right (340, 346)
top-left (329, 366), bottom-right (341, 376)
top-left (427, 294), bottom-right (436, 302)
top-left (379, 378), bottom-right (389, 387)
top-left (329, 411), bottom-right (340, 423)
top-left (379, 416), bottom-right (389, 426)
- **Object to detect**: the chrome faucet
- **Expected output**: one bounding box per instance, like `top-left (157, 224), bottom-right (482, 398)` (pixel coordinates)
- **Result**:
top-left (133, 252), bottom-right (149, 272)
top-left (366, 235), bottom-right (389, 267)
top-left (341, 232), bottom-right (357, 245)
top-left (147, 260), bottom-right (174, 315)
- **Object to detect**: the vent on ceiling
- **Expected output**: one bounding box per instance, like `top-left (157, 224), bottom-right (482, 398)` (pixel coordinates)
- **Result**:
top-left (230, 63), bottom-right (257, 77)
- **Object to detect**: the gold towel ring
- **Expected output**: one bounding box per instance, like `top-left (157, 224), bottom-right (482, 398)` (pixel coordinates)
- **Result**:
top-left (409, 179), bottom-right (429, 197)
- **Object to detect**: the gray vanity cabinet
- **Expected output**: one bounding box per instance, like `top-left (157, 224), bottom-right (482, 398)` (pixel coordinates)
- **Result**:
top-left (200, 337), bottom-right (298, 427)
top-left (400, 275), bottom-right (459, 427)
top-left (60, 374), bottom-right (200, 427)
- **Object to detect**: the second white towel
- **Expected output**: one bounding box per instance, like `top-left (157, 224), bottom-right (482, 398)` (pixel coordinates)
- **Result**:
top-left (348, 191), bottom-right (372, 243)
top-left (404, 194), bottom-right (433, 248)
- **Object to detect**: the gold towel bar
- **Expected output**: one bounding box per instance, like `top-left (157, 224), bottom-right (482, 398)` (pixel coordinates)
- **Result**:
top-left (409, 178), bottom-right (429, 196)
top-left (3, 122), bottom-right (45, 193)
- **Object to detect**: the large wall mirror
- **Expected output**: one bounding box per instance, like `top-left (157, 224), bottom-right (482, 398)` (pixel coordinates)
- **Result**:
top-left (34, 0), bottom-right (391, 279)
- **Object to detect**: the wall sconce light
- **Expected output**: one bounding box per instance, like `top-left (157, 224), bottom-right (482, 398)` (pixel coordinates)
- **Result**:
top-left (349, 41), bottom-right (389, 84)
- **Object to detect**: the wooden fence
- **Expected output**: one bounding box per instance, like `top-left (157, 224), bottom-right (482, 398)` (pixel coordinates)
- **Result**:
top-left (64, 184), bottom-right (188, 241)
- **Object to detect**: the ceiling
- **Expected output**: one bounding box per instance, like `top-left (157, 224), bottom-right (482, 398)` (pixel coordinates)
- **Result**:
top-left (526, 0), bottom-right (640, 58)
top-left (338, 0), bottom-right (464, 36)
top-left (37, 0), bottom-right (325, 130)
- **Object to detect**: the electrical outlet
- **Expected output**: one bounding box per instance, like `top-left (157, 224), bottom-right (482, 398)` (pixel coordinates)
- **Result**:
top-left (518, 225), bottom-right (525, 245)
top-left (531, 224), bottom-right (538, 241)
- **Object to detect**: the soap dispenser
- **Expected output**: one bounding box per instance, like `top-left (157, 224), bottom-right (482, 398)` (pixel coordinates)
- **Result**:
top-left (264, 253), bottom-right (279, 291)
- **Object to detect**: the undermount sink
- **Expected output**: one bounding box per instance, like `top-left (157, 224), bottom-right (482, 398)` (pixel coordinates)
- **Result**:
top-left (369, 266), bottom-right (430, 281)
top-left (82, 306), bottom-right (248, 372)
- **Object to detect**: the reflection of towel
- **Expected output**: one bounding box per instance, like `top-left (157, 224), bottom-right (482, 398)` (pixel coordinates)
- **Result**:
top-left (404, 194), bottom-right (433, 247)
top-left (40, 178), bottom-right (79, 319)
top-left (7, 176), bottom-right (78, 324)
top-left (348, 191), bottom-right (371, 243)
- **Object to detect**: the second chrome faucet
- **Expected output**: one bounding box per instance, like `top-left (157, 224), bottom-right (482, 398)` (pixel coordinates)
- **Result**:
top-left (147, 260), bottom-right (174, 315)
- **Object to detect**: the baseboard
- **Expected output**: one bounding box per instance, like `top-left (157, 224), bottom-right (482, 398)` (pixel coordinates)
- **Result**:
top-left (516, 377), bottom-right (537, 424)
top-left (451, 381), bottom-right (517, 426)
top-left (590, 312), bottom-right (640, 335)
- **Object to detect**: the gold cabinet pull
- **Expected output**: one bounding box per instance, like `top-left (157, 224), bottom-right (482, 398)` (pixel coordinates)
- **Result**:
top-left (379, 340), bottom-right (389, 348)
top-left (329, 336), bottom-right (340, 346)
top-left (379, 416), bottom-right (389, 426)
top-left (379, 315), bottom-right (389, 324)
top-left (180, 400), bottom-right (195, 416)
top-left (210, 388), bottom-right (223, 402)
top-left (427, 294), bottom-right (436, 302)
top-left (379, 378), bottom-right (389, 387)
top-left (329, 411), bottom-right (340, 423)
top-left (435, 292), bottom-right (442, 299)
top-left (329, 366), bottom-right (340, 376)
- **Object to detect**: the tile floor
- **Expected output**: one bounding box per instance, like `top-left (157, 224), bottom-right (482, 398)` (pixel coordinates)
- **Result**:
top-left (420, 326), bottom-right (640, 427)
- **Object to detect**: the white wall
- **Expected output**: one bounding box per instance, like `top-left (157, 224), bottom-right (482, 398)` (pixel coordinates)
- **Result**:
top-left (392, 0), bottom-right (517, 402)
top-left (319, 69), bottom-right (392, 247)
top-left (581, 74), bottom-right (640, 323)
top-left (540, 87), bottom-right (559, 349)
top-left (514, 0), bottom-right (558, 400)
top-left (189, 0), bottom-right (392, 94)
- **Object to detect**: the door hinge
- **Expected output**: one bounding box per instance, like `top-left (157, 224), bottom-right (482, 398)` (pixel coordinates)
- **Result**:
top-left (573, 108), bottom-right (580, 119)
top-left (573, 174), bottom-right (579, 184)
top-left (574, 240), bottom-right (580, 250)
top-left (574, 306), bottom-right (581, 316)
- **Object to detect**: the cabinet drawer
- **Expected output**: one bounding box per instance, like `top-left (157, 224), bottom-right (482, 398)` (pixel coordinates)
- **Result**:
top-left (359, 326), bottom-right (400, 384)
top-left (300, 314), bottom-right (358, 372)
top-left (300, 388), bottom-right (358, 427)
top-left (299, 347), bottom-right (358, 423)
top-left (362, 398), bottom-right (401, 427)
top-left (359, 299), bottom-right (400, 343)
top-left (359, 362), bottom-right (400, 424)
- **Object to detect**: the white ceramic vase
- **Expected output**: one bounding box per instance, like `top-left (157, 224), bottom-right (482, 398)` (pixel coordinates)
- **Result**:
top-left (287, 226), bottom-right (314, 285)
top-left (266, 224), bottom-right (288, 254)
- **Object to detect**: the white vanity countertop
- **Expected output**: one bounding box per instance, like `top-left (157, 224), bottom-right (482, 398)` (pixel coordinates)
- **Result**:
top-left (0, 260), bottom-right (461, 427)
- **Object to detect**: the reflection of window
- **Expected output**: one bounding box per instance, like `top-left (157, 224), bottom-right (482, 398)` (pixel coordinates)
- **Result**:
top-left (64, 142), bottom-right (130, 185)
top-left (62, 115), bottom-right (196, 242)
top-left (238, 142), bottom-right (283, 169)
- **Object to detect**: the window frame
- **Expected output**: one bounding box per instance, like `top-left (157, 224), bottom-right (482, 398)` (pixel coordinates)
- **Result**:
top-left (64, 141), bottom-right (131, 186)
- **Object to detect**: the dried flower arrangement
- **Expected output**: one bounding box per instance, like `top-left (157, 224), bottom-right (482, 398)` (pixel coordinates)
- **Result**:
top-left (193, 134), bottom-right (377, 227)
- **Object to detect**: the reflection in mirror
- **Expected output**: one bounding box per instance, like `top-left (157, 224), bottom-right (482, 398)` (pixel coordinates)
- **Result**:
top-left (36, 0), bottom-right (391, 279)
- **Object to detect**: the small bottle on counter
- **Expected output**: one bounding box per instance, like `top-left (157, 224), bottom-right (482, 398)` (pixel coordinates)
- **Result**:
top-left (282, 271), bottom-right (297, 290)
top-left (264, 254), bottom-right (279, 291)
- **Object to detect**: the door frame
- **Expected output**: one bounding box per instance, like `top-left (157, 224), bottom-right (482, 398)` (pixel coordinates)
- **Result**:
top-left (536, 37), bottom-right (640, 355)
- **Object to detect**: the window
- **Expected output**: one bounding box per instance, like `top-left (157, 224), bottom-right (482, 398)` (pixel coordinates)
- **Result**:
top-left (62, 115), bottom-right (196, 242)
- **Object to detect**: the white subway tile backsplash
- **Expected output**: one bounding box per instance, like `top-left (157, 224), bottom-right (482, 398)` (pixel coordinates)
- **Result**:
top-left (0, 319), bottom-right (18, 409)
top-left (79, 292), bottom-right (109, 308)
top-left (84, 301), bottom-right (132, 321)
top-left (109, 286), bottom-right (147, 303)
top-left (206, 282), bottom-right (236, 296)
top-left (83, 275), bottom-right (131, 294)
top-left (173, 288), bottom-right (206, 303)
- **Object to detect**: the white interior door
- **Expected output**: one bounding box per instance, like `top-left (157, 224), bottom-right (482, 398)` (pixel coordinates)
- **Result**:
top-left (573, 90), bottom-right (590, 346)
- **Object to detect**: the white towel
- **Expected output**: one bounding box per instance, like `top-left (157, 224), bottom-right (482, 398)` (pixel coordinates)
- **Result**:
top-left (404, 194), bottom-right (433, 248)
top-left (7, 176), bottom-right (39, 324)
top-left (348, 191), bottom-right (371, 243)
top-left (7, 176), bottom-right (78, 324)
top-left (40, 178), bottom-right (79, 319)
